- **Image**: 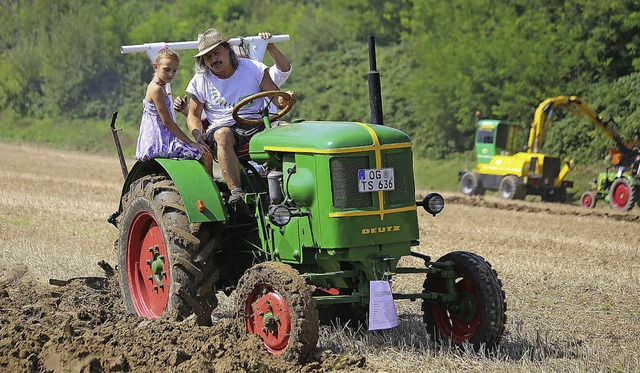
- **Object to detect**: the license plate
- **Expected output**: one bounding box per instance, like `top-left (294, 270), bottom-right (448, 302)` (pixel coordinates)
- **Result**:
top-left (358, 168), bottom-right (395, 192)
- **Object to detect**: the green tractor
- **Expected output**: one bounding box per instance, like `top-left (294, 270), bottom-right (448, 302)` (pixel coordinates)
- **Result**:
top-left (580, 142), bottom-right (640, 210)
top-left (109, 36), bottom-right (506, 362)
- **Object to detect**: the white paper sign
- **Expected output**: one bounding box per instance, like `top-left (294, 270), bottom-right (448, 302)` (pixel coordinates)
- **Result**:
top-left (368, 280), bottom-right (399, 331)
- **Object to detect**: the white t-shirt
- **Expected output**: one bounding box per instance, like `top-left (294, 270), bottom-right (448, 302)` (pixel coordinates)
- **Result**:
top-left (186, 58), bottom-right (268, 129)
top-left (269, 65), bottom-right (292, 87)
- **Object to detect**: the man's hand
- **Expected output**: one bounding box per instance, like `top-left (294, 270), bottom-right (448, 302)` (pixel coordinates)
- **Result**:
top-left (277, 90), bottom-right (297, 109)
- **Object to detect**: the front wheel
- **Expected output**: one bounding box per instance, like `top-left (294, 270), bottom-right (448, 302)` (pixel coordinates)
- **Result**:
top-left (580, 191), bottom-right (597, 208)
top-left (422, 251), bottom-right (506, 351)
top-left (234, 262), bottom-right (319, 363)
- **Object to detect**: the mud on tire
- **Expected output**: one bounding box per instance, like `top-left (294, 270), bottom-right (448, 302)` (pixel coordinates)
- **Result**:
top-left (117, 174), bottom-right (219, 325)
top-left (422, 251), bottom-right (506, 351)
top-left (234, 261), bottom-right (319, 363)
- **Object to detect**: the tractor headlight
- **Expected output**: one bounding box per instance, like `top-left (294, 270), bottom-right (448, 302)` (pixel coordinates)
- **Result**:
top-left (419, 193), bottom-right (445, 217)
top-left (268, 204), bottom-right (292, 227)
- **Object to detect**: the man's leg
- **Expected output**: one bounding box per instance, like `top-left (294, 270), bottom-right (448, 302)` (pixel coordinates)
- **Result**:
top-left (213, 127), bottom-right (242, 190)
top-left (213, 127), bottom-right (251, 221)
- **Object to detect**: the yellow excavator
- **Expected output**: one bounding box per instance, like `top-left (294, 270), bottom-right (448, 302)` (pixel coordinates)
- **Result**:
top-left (459, 95), bottom-right (630, 202)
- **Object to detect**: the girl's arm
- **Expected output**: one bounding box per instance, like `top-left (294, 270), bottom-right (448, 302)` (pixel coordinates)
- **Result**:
top-left (149, 84), bottom-right (210, 154)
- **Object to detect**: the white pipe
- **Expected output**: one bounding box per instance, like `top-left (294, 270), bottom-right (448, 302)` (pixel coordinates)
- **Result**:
top-left (121, 34), bottom-right (290, 62)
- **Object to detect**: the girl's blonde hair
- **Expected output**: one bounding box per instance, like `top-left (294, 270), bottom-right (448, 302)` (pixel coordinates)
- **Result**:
top-left (154, 47), bottom-right (180, 65)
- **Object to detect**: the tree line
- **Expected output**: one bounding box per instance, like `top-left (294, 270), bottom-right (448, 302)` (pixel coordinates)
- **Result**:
top-left (1, 0), bottom-right (640, 163)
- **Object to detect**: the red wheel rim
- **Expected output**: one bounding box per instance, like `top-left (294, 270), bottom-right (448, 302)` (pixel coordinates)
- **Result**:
top-left (430, 275), bottom-right (481, 344)
top-left (244, 284), bottom-right (292, 355)
top-left (126, 211), bottom-right (169, 318)
top-left (581, 194), bottom-right (593, 208)
top-left (612, 182), bottom-right (630, 208)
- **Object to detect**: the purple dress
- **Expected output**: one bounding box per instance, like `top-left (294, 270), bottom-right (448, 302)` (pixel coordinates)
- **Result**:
top-left (135, 94), bottom-right (201, 161)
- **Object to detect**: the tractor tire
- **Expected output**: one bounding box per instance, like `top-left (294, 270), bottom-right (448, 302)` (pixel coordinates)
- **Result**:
top-left (422, 251), bottom-right (506, 351)
top-left (498, 175), bottom-right (525, 200)
top-left (460, 172), bottom-right (485, 196)
top-left (235, 261), bottom-right (319, 363)
top-left (580, 191), bottom-right (597, 208)
top-left (609, 178), bottom-right (637, 211)
top-left (117, 174), bottom-right (220, 326)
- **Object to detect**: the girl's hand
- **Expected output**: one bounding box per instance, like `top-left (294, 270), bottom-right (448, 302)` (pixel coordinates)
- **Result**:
top-left (174, 95), bottom-right (189, 116)
top-left (258, 32), bottom-right (272, 40)
top-left (193, 130), bottom-right (208, 147)
top-left (190, 140), bottom-right (210, 155)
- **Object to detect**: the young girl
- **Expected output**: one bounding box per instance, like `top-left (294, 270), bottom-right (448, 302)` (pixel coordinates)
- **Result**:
top-left (135, 47), bottom-right (213, 176)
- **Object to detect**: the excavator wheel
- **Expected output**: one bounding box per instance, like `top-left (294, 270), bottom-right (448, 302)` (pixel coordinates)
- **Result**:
top-left (580, 191), bottom-right (597, 208)
top-left (459, 172), bottom-right (485, 196)
top-left (498, 175), bottom-right (526, 200)
top-left (609, 178), bottom-right (637, 211)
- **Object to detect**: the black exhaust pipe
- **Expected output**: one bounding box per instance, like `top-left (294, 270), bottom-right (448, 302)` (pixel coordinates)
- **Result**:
top-left (368, 35), bottom-right (383, 125)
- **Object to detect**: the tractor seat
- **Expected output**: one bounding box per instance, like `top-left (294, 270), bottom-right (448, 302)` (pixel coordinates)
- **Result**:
top-left (236, 143), bottom-right (250, 160)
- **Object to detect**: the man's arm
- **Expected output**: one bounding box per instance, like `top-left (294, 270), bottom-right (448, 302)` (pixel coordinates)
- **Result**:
top-left (187, 95), bottom-right (207, 145)
top-left (260, 71), bottom-right (296, 109)
top-left (259, 32), bottom-right (291, 73)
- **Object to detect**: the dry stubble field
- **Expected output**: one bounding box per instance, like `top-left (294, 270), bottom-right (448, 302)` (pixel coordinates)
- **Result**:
top-left (1, 142), bottom-right (639, 372)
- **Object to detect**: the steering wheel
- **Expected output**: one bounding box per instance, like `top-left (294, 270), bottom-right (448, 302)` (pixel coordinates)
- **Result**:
top-left (232, 90), bottom-right (293, 126)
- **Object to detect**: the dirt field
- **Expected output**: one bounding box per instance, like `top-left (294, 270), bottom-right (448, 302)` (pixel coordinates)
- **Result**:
top-left (1, 142), bottom-right (639, 372)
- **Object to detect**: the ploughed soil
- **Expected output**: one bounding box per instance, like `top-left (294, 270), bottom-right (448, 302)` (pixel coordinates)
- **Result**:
top-left (0, 263), bottom-right (364, 372)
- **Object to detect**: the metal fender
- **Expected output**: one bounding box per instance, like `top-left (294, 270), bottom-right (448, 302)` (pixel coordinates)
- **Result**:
top-left (119, 159), bottom-right (227, 223)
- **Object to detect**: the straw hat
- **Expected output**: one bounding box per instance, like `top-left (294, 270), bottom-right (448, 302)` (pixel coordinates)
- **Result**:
top-left (194, 28), bottom-right (231, 57)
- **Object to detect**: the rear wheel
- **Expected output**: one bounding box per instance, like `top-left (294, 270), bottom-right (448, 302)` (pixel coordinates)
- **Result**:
top-left (499, 175), bottom-right (525, 200)
top-left (609, 178), bottom-right (637, 211)
top-left (422, 251), bottom-right (506, 351)
top-left (580, 191), bottom-right (597, 208)
top-left (460, 172), bottom-right (485, 196)
top-left (117, 174), bottom-right (219, 325)
top-left (235, 262), bottom-right (319, 363)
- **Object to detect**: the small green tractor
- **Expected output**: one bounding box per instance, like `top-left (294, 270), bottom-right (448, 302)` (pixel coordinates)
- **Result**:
top-left (109, 36), bottom-right (506, 362)
top-left (580, 141), bottom-right (640, 210)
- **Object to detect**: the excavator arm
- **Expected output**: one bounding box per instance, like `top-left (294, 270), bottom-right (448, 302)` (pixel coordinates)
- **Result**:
top-left (527, 95), bottom-right (625, 154)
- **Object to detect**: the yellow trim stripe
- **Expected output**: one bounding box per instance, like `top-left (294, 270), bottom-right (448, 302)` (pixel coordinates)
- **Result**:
top-left (353, 123), bottom-right (387, 219)
top-left (260, 142), bottom-right (411, 155)
top-left (328, 205), bottom-right (417, 218)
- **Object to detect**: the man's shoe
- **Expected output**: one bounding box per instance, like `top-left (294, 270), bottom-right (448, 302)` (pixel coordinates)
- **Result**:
top-left (228, 193), bottom-right (252, 223)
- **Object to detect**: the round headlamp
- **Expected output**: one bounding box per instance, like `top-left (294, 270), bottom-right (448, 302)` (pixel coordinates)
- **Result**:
top-left (268, 204), bottom-right (292, 227)
top-left (421, 193), bottom-right (445, 216)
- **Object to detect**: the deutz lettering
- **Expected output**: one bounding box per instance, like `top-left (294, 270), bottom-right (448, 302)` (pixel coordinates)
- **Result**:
top-left (361, 226), bottom-right (401, 235)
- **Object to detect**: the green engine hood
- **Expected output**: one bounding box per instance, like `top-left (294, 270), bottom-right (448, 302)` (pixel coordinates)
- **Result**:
top-left (249, 121), bottom-right (411, 158)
